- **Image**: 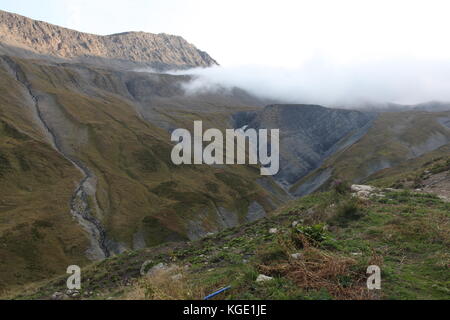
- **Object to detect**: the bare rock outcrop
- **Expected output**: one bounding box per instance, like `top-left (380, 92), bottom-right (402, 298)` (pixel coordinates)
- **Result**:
top-left (0, 10), bottom-right (218, 69)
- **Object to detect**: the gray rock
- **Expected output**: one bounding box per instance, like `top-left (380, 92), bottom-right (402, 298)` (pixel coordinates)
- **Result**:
top-left (256, 274), bottom-right (274, 283)
top-left (66, 289), bottom-right (80, 298)
top-left (146, 262), bottom-right (169, 276)
top-left (171, 273), bottom-right (183, 281)
top-left (290, 253), bottom-right (303, 260)
top-left (246, 201), bottom-right (267, 222)
top-left (351, 185), bottom-right (376, 193)
top-left (51, 292), bottom-right (65, 300)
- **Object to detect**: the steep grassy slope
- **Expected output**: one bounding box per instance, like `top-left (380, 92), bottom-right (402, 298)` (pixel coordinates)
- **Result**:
top-left (368, 153), bottom-right (450, 195)
top-left (0, 55), bottom-right (285, 291)
top-left (10, 185), bottom-right (449, 300)
top-left (0, 62), bottom-right (89, 291)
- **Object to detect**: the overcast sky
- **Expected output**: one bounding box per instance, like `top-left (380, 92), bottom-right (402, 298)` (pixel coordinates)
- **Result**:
top-left (3, 1), bottom-right (450, 105)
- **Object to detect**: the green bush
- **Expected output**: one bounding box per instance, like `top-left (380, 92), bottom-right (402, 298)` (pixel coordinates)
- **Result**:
top-left (0, 152), bottom-right (11, 176)
top-left (429, 158), bottom-right (450, 174)
top-left (332, 179), bottom-right (351, 195)
top-left (256, 245), bottom-right (287, 265)
top-left (293, 223), bottom-right (330, 244)
top-left (329, 198), bottom-right (363, 227)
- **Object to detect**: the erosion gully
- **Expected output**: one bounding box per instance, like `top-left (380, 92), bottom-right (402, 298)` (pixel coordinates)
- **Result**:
top-left (2, 56), bottom-right (110, 259)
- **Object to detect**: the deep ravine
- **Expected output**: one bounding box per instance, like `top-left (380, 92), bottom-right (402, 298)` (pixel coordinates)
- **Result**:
top-left (2, 56), bottom-right (110, 259)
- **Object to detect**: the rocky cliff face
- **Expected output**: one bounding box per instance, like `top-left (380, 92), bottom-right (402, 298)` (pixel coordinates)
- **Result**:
top-left (234, 104), bottom-right (375, 190)
top-left (0, 10), bottom-right (217, 70)
top-left (298, 110), bottom-right (450, 193)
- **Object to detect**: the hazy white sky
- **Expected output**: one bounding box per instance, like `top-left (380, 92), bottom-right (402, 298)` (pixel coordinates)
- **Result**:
top-left (2, 0), bottom-right (450, 67)
top-left (3, 0), bottom-right (450, 104)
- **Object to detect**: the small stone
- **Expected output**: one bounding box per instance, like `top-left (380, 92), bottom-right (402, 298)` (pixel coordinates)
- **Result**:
top-left (51, 292), bottom-right (64, 300)
top-left (171, 273), bottom-right (183, 281)
top-left (146, 262), bottom-right (172, 276)
top-left (256, 274), bottom-right (274, 283)
top-left (66, 289), bottom-right (80, 298)
top-left (351, 185), bottom-right (376, 193)
top-left (290, 253), bottom-right (303, 260)
top-left (357, 190), bottom-right (371, 198)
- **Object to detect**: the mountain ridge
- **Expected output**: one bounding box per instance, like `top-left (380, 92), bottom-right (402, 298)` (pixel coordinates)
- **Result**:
top-left (0, 10), bottom-right (217, 70)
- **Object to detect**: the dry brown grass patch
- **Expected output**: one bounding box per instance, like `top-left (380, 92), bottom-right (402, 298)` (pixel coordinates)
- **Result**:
top-left (123, 267), bottom-right (206, 300)
top-left (258, 235), bottom-right (380, 300)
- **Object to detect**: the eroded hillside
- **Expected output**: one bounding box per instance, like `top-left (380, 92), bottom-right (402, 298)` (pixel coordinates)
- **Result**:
top-left (0, 54), bottom-right (287, 290)
top-left (292, 111), bottom-right (450, 195)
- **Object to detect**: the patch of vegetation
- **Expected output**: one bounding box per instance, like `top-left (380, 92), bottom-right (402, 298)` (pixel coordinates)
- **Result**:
top-left (429, 157), bottom-right (450, 174)
top-left (14, 151), bottom-right (31, 171)
top-left (151, 181), bottom-right (178, 196)
top-left (214, 172), bottom-right (254, 195)
top-left (329, 198), bottom-right (364, 227)
top-left (0, 151), bottom-right (11, 176)
top-left (205, 182), bottom-right (219, 194)
top-left (133, 149), bottom-right (160, 172)
top-left (142, 216), bottom-right (188, 247)
top-left (332, 179), bottom-right (351, 195)
top-left (0, 120), bottom-right (28, 140)
top-left (292, 224), bottom-right (332, 246)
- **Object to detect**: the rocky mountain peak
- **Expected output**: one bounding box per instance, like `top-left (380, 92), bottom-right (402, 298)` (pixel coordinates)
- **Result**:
top-left (0, 10), bottom-right (218, 69)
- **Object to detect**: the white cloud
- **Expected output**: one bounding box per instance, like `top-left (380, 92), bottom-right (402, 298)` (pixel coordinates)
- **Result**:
top-left (170, 58), bottom-right (450, 106)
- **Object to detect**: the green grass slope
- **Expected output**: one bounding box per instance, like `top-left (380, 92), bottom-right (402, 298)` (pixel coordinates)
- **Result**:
top-left (0, 56), bottom-right (283, 291)
top-left (10, 185), bottom-right (449, 300)
top-left (0, 63), bottom-right (89, 291)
